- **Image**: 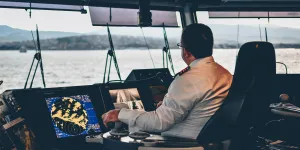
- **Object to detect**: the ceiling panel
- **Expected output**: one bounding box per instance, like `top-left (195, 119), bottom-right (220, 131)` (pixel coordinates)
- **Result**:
top-left (0, 1), bottom-right (83, 11)
top-left (2, 0), bottom-right (300, 11)
top-left (89, 6), bottom-right (179, 27)
top-left (209, 11), bottom-right (300, 18)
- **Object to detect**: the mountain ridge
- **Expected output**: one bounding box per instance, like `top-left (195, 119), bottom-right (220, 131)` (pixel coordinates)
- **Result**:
top-left (0, 25), bottom-right (80, 43)
top-left (0, 24), bottom-right (300, 50)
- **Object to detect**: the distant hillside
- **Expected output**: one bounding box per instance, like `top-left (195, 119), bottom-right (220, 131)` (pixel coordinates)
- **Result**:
top-left (90, 24), bottom-right (300, 44)
top-left (1, 24), bottom-right (300, 50)
top-left (209, 24), bottom-right (300, 44)
top-left (0, 25), bottom-right (79, 43)
top-left (0, 34), bottom-right (299, 50)
top-left (0, 35), bottom-right (177, 50)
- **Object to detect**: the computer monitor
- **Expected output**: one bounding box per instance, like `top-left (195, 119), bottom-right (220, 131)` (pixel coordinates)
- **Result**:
top-left (101, 83), bottom-right (156, 111)
top-left (10, 85), bottom-right (108, 149)
top-left (45, 94), bottom-right (101, 138)
top-left (109, 88), bottom-right (145, 110)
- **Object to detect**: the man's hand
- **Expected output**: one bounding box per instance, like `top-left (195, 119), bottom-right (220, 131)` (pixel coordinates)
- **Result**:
top-left (102, 109), bottom-right (121, 127)
top-left (156, 101), bottom-right (163, 108)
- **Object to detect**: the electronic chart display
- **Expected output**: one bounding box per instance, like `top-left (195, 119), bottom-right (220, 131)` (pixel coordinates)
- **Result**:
top-left (109, 88), bottom-right (145, 111)
top-left (45, 95), bottom-right (101, 138)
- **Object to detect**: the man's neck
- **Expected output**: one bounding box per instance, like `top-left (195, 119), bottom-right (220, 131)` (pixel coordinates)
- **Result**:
top-left (185, 58), bottom-right (196, 66)
top-left (189, 56), bottom-right (214, 68)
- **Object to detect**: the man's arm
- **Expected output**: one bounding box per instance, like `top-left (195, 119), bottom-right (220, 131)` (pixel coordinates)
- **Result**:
top-left (118, 77), bottom-right (208, 132)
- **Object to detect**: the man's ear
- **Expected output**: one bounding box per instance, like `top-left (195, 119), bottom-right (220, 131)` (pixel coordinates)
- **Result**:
top-left (184, 48), bottom-right (192, 58)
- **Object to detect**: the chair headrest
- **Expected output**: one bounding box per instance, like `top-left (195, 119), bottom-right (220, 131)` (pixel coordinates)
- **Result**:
top-left (233, 41), bottom-right (276, 91)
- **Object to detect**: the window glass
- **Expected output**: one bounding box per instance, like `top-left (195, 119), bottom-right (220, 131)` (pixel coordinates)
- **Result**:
top-left (0, 8), bottom-right (183, 93)
top-left (197, 11), bottom-right (300, 74)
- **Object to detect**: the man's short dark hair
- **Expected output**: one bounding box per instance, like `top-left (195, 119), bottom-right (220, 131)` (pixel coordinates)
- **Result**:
top-left (181, 23), bottom-right (214, 59)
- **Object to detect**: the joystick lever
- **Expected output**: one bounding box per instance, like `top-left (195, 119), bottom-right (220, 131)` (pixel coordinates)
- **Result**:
top-left (107, 121), bottom-right (123, 130)
top-left (107, 121), bottom-right (129, 137)
top-left (279, 94), bottom-right (289, 103)
top-left (107, 122), bottom-right (116, 130)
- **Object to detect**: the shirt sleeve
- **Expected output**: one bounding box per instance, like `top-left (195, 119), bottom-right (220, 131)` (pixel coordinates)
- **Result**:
top-left (118, 76), bottom-right (209, 132)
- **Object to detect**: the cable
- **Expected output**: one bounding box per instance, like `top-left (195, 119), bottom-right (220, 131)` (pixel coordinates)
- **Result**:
top-left (30, 31), bottom-right (38, 52)
top-left (236, 24), bottom-right (240, 48)
top-left (24, 25), bottom-right (46, 89)
top-left (276, 62), bottom-right (288, 74)
top-left (24, 57), bottom-right (35, 89)
top-left (265, 27), bottom-right (268, 42)
top-left (259, 23), bottom-right (262, 41)
top-left (29, 1), bottom-right (32, 18)
top-left (264, 119), bottom-right (284, 127)
top-left (29, 58), bottom-right (41, 88)
top-left (141, 27), bottom-right (156, 68)
top-left (162, 24), bottom-right (176, 75)
top-left (110, 7), bottom-right (112, 22)
top-left (103, 25), bottom-right (122, 84)
top-left (236, 12), bottom-right (240, 49)
top-left (36, 25), bottom-right (46, 88)
top-left (236, 12), bottom-right (240, 58)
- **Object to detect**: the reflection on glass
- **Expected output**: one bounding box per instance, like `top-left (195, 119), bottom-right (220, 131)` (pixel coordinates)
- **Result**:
top-left (0, 9), bottom-right (184, 93)
top-left (197, 11), bottom-right (300, 74)
top-left (109, 88), bottom-right (144, 110)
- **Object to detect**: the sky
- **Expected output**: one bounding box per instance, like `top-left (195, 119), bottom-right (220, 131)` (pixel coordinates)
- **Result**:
top-left (1, 7), bottom-right (300, 34)
top-left (0, 7), bottom-right (98, 33)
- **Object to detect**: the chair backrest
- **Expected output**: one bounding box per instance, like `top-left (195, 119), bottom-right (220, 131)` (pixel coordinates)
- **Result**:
top-left (197, 42), bottom-right (276, 147)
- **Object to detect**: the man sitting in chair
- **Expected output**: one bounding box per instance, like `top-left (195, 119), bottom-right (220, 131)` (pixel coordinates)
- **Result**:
top-left (102, 23), bottom-right (233, 139)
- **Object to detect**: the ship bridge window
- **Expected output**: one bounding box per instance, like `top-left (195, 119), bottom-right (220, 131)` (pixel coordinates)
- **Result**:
top-left (0, 8), bottom-right (184, 93)
top-left (197, 11), bottom-right (300, 74)
top-left (94, 11), bottom-right (184, 79)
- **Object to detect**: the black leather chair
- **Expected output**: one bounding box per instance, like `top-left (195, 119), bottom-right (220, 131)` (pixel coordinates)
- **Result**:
top-left (197, 42), bottom-right (276, 150)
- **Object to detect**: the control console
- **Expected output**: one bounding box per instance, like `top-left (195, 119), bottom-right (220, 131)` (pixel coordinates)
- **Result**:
top-left (86, 122), bottom-right (203, 150)
top-left (86, 132), bottom-right (203, 150)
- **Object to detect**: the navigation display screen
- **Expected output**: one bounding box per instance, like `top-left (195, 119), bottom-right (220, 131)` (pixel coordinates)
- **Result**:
top-left (45, 95), bottom-right (101, 138)
top-left (109, 88), bottom-right (144, 110)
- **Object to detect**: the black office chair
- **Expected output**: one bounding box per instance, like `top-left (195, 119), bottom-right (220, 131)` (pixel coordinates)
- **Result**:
top-left (197, 42), bottom-right (276, 150)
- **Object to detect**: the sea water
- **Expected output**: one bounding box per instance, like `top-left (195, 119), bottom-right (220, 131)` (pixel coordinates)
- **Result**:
top-left (0, 49), bottom-right (299, 93)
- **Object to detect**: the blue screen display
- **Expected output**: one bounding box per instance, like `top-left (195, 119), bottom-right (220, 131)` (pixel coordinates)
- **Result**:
top-left (45, 95), bottom-right (101, 138)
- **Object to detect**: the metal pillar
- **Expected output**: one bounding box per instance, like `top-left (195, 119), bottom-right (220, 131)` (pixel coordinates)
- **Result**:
top-left (180, 3), bottom-right (198, 28)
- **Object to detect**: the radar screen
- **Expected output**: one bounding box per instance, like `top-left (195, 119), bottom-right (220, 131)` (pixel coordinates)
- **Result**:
top-left (45, 95), bottom-right (101, 138)
top-left (109, 88), bottom-right (144, 110)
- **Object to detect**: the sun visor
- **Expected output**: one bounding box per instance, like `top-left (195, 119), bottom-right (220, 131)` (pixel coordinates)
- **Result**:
top-left (209, 11), bottom-right (300, 18)
top-left (89, 7), bottom-right (179, 27)
top-left (0, 1), bottom-right (82, 11)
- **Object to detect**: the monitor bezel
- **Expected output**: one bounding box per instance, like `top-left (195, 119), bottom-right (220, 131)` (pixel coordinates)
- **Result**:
top-left (19, 85), bottom-right (108, 149)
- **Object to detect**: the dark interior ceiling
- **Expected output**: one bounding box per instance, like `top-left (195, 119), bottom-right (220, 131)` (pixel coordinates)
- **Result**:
top-left (3, 0), bottom-right (300, 11)
top-left (3, 0), bottom-right (180, 10)
top-left (201, 0), bottom-right (300, 11)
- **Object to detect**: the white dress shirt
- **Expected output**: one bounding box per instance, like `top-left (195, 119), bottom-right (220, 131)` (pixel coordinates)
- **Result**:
top-left (118, 56), bottom-right (233, 139)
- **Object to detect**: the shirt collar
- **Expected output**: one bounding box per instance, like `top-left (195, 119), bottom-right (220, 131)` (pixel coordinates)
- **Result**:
top-left (189, 56), bottom-right (215, 68)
